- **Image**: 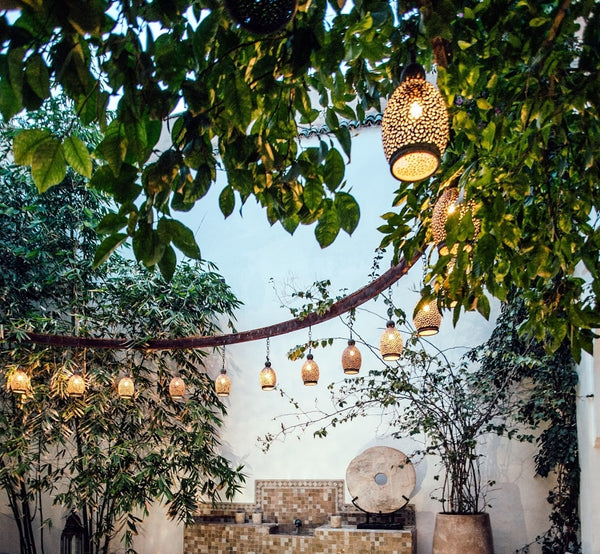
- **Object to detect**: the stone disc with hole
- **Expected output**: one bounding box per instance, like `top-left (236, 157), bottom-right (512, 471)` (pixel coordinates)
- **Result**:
top-left (346, 446), bottom-right (416, 514)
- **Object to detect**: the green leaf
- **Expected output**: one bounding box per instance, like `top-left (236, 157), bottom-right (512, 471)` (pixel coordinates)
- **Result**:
top-left (13, 129), bottom-right (52, 165)
top-left (529, 17), bottom-right (548, 27)
top-left (25, 54), bottom-right (49, 100)
top-left (89, 164), bottom-right (142, 204)
top-left (303, 182), bottom-right (322, 211)
top-left (96, 121), bottom-right (127, 176)
top-left (219, 186), bottom-right (235, 218)
top-left (31, 138), bottom-right (66, 192)
top-left (334, 192), bottom-right (360, 235)
top-left (0, 78), bottom-right (22, 119)
top-left (93, 233), bottom-right (128, 268)
top-left (97, 213), bottom-right (128, 235)
top-left (476, 294), bottom-right (491, 320)
top-left (315, 200), bottom-right (340, 247)
top-left (63, 135), bottom-right (92, 178)
top-left (333, 127), bottom-right (351, 160)
top-left (323, 149), bottom-right (345, 191)
top-left (157, 218), bottom-right (200, 260)
top-left (158, 244), bottom-right (176, 282)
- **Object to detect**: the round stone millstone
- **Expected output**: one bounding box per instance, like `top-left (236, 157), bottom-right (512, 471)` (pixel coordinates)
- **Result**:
top-left (346, 446), bottom-right (416, 514)
top-left (224, 0), bottom-right (298, 35)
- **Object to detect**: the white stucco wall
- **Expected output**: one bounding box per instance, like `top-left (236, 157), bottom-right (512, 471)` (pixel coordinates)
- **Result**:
top-left (577, 342), bottom-right (600, 554)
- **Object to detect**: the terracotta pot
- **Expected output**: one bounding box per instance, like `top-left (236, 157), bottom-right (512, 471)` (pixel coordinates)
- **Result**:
top-left (432, 513), bottom-right (494, 554)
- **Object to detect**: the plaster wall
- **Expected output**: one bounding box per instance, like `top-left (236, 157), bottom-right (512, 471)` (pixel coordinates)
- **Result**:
top-left (0, 126), bottom-right (555, 554)
top-left (577, 342), bottom-right (600, 554)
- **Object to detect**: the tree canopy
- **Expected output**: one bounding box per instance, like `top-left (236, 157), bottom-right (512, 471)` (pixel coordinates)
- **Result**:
top-left (1, 0), bottom-right (599, 357)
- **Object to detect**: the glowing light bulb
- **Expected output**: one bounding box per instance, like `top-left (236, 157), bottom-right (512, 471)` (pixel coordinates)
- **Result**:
top-left (409, 101), bottom-right (423, 119)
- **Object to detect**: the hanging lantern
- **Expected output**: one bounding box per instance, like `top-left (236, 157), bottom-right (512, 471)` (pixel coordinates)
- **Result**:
top-left (9, 369), bottom-right (30, 395)
top-left (67, 372), bottom-right (86, 398)
top-left (414, 300), bottom-right (442, 336)
top-left (379, 321), bottom-right (404, 362)
top-left (117, 376), bottom-right (135, 399)
top-left (341, 339), bottom-right (362, 375)
top-left (215, 346), bottom-right (231, 397)
top-left (169, 376), bottom-right (186, 400)
top-left (259, 362), bottom-right (277, 391)
top-left (381, 63), bottom-right (449, 182)
top-left (224, 0), bottom-right (298, 35)
top-left (215, 369), bottom-right (231, 397)
top-left (432, 187), bottom-right (480, 255)
top-left (301, 354), bottom-right (319, 386)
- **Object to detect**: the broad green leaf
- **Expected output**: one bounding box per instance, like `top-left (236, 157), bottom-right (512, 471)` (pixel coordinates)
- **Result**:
top-left (63, 135), bottom-right (92, 178)
top-left (219, 186), bottom-right (235, 218)
top-left (25, 54), bottom-right (49, 100)
top-left (333, 127), bottom-right (351, 160)
top-left (31, 138), bottom-right (66, 192)
top-left (0, 78), bottom-right (21, 119)
top-left (529, 17), bottom-right (548, 27)
top-left (334, 192), bottom-right (360, 235)
top-left (96, 121), bottom-right (127, 176)
top-left (13, 129), bottom-right (52, 165)
top-left (89, 164), bottom-right (141, 204)
top-left (303, 182), bottom-right (322, 211)
top-left (133, 227), bottom-right (165, 267)
top-left (157, 218), bottom-right (200, 259)
top-left (97, 213), bottom-right (128, 235)
top-left (323, 149), bottom-right (345, 191)
top-left (158, 244), bottom-right (176, 282)
top-left (93, 233), bottom-right (128, 268)
top-left (315, 200), bottom-right (340, 247)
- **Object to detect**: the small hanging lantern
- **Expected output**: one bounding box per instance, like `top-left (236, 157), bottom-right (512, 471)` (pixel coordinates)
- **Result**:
top-left (414, 299), bottom-right (442, 336)
top-left (379, 293), bottom-right (403, 361)
top-left (117, 375), bottom-right (135, 399)
top-left (224, 0), bottom-right (298, 35)
top-left (9, 369), bottom-right (30, 395)
top-left (341, 340), bottom-right (362, 375)
top-left (381, 63), bottom-right (449, 182)
top-left (341, 315), bottom-right (361, 375)
top-left (301, 326), bottom-right (319, 386)
top-left (432, 186), bottom-right (480, 255)
top-left (67, 372), bottom-right (86, 398)
top-left (169, 375), bottom-right (186, 400)
top-left (259, 338), bottom-right (277, 391)
top-left (215, 347), bottom-right (231, 397)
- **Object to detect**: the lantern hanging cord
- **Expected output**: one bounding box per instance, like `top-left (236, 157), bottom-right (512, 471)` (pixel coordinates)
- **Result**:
top-left (266, 337), bottom-right (270, 364)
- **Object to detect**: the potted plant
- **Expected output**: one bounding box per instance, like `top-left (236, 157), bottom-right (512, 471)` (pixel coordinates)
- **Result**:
top-left (389, 346), bottom-right (520, 554)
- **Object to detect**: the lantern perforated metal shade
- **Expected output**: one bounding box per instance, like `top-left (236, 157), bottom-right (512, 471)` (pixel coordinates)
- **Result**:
top-left (9, 369), bottom-right (30, 395)
top-left (224, 0), bottom-right (297, 34)
top-left (215, 369), bottom-right (231, 397)
top-left (301, 354), bottom-right (319, 386)
top-left (432, 187), bottom-right (481, 255)
top-left (414, 300), bottom-right (442, 336)
top-left (382, 63), bottom-right (449, 182)
top-left (67, 373), bottom-right (86, 398)
top-left (259, 361), bottom-right (277, 391)
top-left (341, 339), bottom-right (362, 375)
top-left (379, 321), bottom-right (403, 361)
top-left (117, 376), bottom-right (135, 399)
top-left (169, 376), bottom-right (186, 400)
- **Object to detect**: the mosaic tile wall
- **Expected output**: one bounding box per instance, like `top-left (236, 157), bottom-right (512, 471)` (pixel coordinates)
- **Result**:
top-left (185, 479), bottom-right (416, 553)
top-left (184, 522), bottom-right (415, 554)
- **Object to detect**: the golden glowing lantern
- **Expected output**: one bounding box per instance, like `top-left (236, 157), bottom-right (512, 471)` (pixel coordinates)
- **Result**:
top-left (169, 376), bottom-right (186, 400)
top-left (414, 300), bottom-right (442, 336)
top-left (379, 321), bottom-right (403, 362)
top-left (224, 0), bottom-right (298, 34)
top-left (9, 369), bottom-right (30, 395)
top-left (301, 354), bottom-right (319, 386)
top-left (67, 372), bottom-right (86, 398)
top-left (215, 369), bottom-right (231, 397)
top-left (432, 187), bottom-right (480, 255)
top-left (341, 339), bottom-right (362, 375)
top-left (117, 376), bottom-right (135, 399)
top-left (259, 361), bottom-right (277, 391)
top-left (382, 63), bottom-right (449, 182)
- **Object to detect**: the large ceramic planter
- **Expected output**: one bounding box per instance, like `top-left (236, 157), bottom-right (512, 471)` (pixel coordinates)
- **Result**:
top-left (432, 513), bottom-right (494, 554)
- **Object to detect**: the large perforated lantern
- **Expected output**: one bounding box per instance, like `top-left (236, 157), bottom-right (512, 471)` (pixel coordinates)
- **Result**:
top-left (224, 0), bottom-right (298, 35)
top-left (382, 64), bottom-right (449, 182)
